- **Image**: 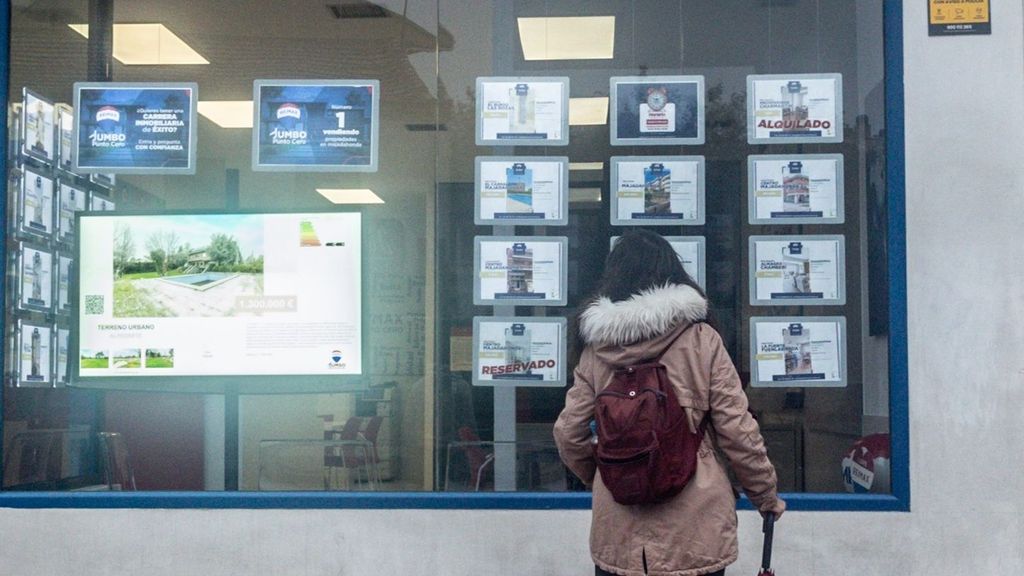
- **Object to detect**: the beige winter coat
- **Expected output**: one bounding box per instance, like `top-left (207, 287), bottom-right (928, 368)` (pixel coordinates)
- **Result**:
top-left (554, 284), bottom-right (780, 576)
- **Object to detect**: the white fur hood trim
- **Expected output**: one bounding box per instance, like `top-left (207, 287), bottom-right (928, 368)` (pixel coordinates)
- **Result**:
top-left (579, 283), bottom-right (707, 345)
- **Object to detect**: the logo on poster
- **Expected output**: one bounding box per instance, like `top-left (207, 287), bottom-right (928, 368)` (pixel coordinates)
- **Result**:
top-left (89, 106), bottom-right (127, 148)
top-left (328, 350), bottom-right (347, 369)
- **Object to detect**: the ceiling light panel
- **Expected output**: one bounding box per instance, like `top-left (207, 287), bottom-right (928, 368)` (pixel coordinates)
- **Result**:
top-left (316, 189), bottom-right (385, 204)
top-left (569, 97), bottom-right (609, 126)
top-left (69, 23), bottom-right (209, 65)
top-left (197, 101), bottom-right (253, 128)
top-left (517, 16), bottom-right (615, 61)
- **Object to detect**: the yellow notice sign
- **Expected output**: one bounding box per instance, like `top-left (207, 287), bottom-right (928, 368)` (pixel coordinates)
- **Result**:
top-left (929, 0), bottom-right (990, 36)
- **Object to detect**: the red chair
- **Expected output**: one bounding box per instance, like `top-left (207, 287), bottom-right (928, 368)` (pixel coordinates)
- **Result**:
top-left (445, 426), bottom-right (494, 491)
top-left (323, 416), bottom-right (381, 490)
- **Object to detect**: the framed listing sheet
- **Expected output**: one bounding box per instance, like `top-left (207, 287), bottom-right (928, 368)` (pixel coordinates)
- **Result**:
top-left (611, 156), bottom-right (705, 225)
top-left (747, 74), bottom-right (843, 144)
top-left (612, 235), bottom-right (706, 289)
top-left (472, 317), bottom-right (566, 387)
top-left (610, 75), bottom-right (704, 145)
top-left (17, 242), bottom-right (54, 313)
top-left (476, 77), bottom-right (569, 146)
top-left (474, 236), bottom-right (567, 306)
top-left (253, 79), bottom-right (380, 172)
top-left (749, 235), bottom-right (845, 306)
top-left (22, 88), bottom-right (55, 164)
top-left (57, 179), bottom-right (88, 244)
top-left (474, 157), bottom-right (568, 225)
top-left (18, 168), bottom-right (55, 238)
top-left (16, 320), bottom-right (53, 387)
top-left (750, 316), bottom-right (847, 388)
top-left (55, 103), bottom-right (76, 173)
top-left (748, 154), bottom-right (844, 224)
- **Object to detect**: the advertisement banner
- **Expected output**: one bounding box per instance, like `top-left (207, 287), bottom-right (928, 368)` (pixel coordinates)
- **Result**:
top-left (475, 157), bottom-right (568, 225)
top-left (476, 77), bottom-right (569, 145)
top-left (474, 236), bottom-right (567, 306)
top-left (20, 168), bottom-right (54, 238)
top-left (749, 235), bottom-right (845, 306)
top-left (610, 76), bottom-right (704, 145)
top-left (18, 243), bottom-right (53, 313)
top-left (750, 317), bottom-right (846, 387)
top-left (22, 88), bottom-right (55, 164)
top-left (472, 317), bottom-right (566, 387)
top-left (17, 320), bottom-right (53, 387)
top-left (747, 74), bottom-right (843, 144)
top-left (748, 155), bottom-right (844, 224)
top-left (73, 82), bottom-right (198, 174)
top-left (611, 156), bottom-right (705, 225)
top-left (253, 80), bottom-right (379, 172)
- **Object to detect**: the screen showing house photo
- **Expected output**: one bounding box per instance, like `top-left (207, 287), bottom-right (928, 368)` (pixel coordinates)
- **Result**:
top-left (75, 212), bottom-right (362, 384)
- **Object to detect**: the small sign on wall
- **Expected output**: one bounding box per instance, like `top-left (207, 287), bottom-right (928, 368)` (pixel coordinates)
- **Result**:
top-left (928, 0), bottom-right (990, 36)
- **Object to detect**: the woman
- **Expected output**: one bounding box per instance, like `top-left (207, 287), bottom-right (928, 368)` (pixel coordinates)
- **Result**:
top-left (554, 229), bottom-right (785, 576)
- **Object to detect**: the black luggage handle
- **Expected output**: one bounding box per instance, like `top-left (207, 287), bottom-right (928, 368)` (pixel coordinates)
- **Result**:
top-left (761, 512), bottom-right (775, 570)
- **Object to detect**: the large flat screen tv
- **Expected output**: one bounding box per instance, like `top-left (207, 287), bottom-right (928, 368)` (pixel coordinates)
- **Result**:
top-left (72, 210), bottom-right (363, 393)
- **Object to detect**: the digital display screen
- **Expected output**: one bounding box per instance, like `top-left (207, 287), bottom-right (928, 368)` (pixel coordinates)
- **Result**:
top-left (74, 211), bottom-right (363, 392)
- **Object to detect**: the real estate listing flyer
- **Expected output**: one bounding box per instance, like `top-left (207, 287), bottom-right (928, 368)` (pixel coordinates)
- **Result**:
top-left (611, 156), bottom-right (705, 225)
top-left (474, 236), bottom-right (566, 306)
top-left (750, 317), bottom-right (846, 387)
top-left (611, 235), bottom-right (705, 288)
top-left (747, 74), bottom-right (843, 144)
top-left (475, 157), bottom-right (568, 225)
top-left (75, 212), bottom-right (363, 381)
top-left (20, 169), bottom-right (54, 238)
top-left (56, 103), bottom-right (75, 173)
top-left (749, 155), bottom-right (844, 224)
top-left (472, 317), bottom-right (566, 387)
top-left (56, 327), bottom-right (70, 385)
top-left (22, 88), bottom-right (55, 164)
top-left (750, 235), bottom-right (845, 305)
top-left (57, 181), bottom-right (88, 243)
top-left (19, 243), bottom-right (53, 312)
top-left (610, 75), bottom-right (705, 145)
top-left (18, 321), bottom-right (52, 386)
top-left (476, 77), bottom-right (569, 145)
top-left (57, 254), bottom-right (72, 314)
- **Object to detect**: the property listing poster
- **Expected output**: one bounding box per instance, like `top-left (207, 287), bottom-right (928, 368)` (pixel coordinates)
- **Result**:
top-left (750, 155), bottom-right (843, 223)
top-left (20, 244), bottom-right (53, 311)
top-left (751, 236), bottom-right (844, 304)
top-left (476, 238), bottom-right (565, 304)
top-left (22, 89), bottom-right (55, 163)
top-left (611, 236), bottom-right (705, 288)
top-left (74, 82), bottom-right (197, 173)
top-left (610, 76), bottom-right (704, 145)
top-left (476, 157), bottom-right (566, 224)
top-left (19, 322), bottom-right (52, 385)
top-left (254, 80), bottom-right (378, 171)
top-left (612, 157), bottom-right (703, 224)
top-left (90, 195), bottom-right (115, 212)
top-left (751, 318), bottom-right (845, 387)
top-left (57, 327), bottom-right (70, 384)
top-left (21, 169), bottom-right (54, 237)
top-left (473, 317), bottom-right (565, 387)
top-left (76, 212), bottom-right (362, 379)
top-left (57, 181), bottom-right (88, 242)
top-left (56, 104), bottom-right (75, 172)
top-left (57, 254), bottom-right (73, 313)
top-left (476, 77), bottom-right (568, 145)
top-left (748, 74), bottom-right (842, 143)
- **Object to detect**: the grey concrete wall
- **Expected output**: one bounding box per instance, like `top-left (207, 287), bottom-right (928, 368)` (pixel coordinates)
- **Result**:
top-left (2, 3), bottom-right (1023, 574)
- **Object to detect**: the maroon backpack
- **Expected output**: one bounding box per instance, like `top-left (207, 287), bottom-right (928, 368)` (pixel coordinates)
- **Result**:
top-left (594, 331), bottom-right (706, 505)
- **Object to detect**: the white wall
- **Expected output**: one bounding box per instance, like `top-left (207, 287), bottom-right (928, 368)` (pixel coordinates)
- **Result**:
top-left (3, 3), bottom-right (1024, 574)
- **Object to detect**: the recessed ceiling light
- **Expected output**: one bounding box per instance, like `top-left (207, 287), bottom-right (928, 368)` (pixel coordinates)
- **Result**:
top-left (569, 162), bottom-right (604, 171)
top-left (569, 97), bottom-right (608, 126)
top-left (517, 16), bottom-right (615, 61)
top-left (316, 188), bottom-right (385, 204)
top-left (197, 101), bottom-right (253, 128)
top-left (68, 23), bottom-right (209, 65)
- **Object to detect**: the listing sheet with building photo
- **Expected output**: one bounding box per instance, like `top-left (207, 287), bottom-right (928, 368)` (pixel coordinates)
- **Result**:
top-left (18, 321), bottom-right (52, 386)
top-left (475, 157), bottom-right (568, 225)
top-left (612, 235), bottom-right (705, 289)
top-left (747, 74), bottom-right (843, 144)
top-left (22, 88), bottom-right (55, 163)
top-left (20, 169), bottom-right (54, 238)
top-left (57, 181), bottom-right (87, 243)
top-left (750, 235), bottom-right (845, 305)
top-left (472, 317), bottom-right (566, 387)
top-left (749, 155), bottom-right (844, 224)
top-left (474, 237), bottom-right (566, 306)
top-left (476, 77), bottom-right (569, 145)
top-left (76, 212), bottom-right (363, 380)
top-left (19, 244), bottom-right (53, 312)
top-left (611, 157), bottom-right (704, 225)
top-left (750, 317), bottom-right (846, 387)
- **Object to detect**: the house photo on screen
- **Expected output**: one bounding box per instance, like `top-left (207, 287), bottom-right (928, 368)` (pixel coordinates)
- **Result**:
top-left (74, 211), bottom-right (363, 389)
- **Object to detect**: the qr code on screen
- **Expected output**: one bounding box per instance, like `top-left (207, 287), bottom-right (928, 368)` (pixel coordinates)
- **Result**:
top-left (84, 295), bottom-right (104, 315)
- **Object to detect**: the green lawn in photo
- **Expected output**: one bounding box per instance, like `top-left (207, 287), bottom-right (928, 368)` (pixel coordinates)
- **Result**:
top-left (80, 357), bottom-right (109, 369)
top-left (113, 279), bottom-right (173, 317)
top-left (145, 356), bottom-right (174, 368)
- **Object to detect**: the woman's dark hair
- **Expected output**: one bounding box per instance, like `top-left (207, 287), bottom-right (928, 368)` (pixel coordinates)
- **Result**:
top-left (596, 229), bottom-right (705, 302)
